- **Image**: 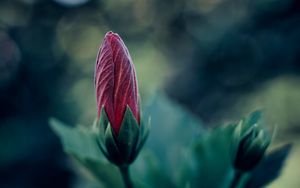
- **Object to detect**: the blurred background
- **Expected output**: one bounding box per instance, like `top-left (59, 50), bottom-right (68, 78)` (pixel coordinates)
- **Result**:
top-left (0, 0), bottom-right (299, 187)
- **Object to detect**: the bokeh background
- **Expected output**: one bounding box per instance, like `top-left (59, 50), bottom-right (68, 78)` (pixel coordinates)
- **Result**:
top-left (0, 0), bottom-right (300, 187)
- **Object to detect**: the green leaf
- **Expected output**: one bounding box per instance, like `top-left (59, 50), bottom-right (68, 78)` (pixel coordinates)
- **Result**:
top-left (239, 110), bottom-right (263, 137)
top-left (72, 155), bottom-right (125, 188)
top-left (181, 110), bottom-right (268, 188)
top-left (96, 107), bottom-right (110, 155)
top-left (134, 150), bottom-right (177, 188)
top-left (231, 122), bottom-right (242, 162)
top-left (134, 117), bottom-right (150, 157)
top-left (104, 124), bottom-right (123, 165)
top-left (99, 106), bottom-right (110, 129)
top-left (186, 125), bottom-right (235, 188)
top-left (136, 94), bottom-right (204, 186)
top-left (50, 118), bottom-right (102, 160)
top-left (245, 110), bottom-right (262, 128)
top-left (117, 106), bottom-right (140, 163)
top-left (49, 118), bottom-right (124, 188)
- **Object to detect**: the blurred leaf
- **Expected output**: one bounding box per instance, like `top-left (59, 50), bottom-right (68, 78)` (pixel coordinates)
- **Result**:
top-left (133, 150), bottom-right (177, 188)
top-left (49, 118), bottom-right (102, 160)
top-left (74, 157), bottom-right (124, 188)
top-left (245, 144), bottom-right (293, 188)
top-left (49, 118), bottom-right (124, 188)
top-left (181, 110), bottom-right (288, 188)
top-left (49, 97), bottom-right (291, 188)
top-left (240, 110), bottom-right (263, 135)
top-left (245, 110), bottom-right (262, 128)
top-left (185, 125), bottom-right (235, 188)
top-left (132, 93), bottom-right (204, 186)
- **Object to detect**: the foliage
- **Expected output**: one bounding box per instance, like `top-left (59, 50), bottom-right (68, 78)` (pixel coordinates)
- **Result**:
top-left (50, 94), bottom-right (292, 188)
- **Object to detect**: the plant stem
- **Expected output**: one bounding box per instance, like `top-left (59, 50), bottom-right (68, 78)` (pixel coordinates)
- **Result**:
top-left (230, 170), bottom-right (243, 188)
top-left (119, 166), bottom-right (134, 188)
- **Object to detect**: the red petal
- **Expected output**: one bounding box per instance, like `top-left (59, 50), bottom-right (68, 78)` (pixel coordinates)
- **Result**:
top-left (95, 31), bottom-right (140, 134)
top-left (95, 32), bottom-right (115, 127)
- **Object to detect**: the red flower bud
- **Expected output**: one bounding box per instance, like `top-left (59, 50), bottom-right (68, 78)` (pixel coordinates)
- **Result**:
top-left (95, 31), bottom-right (140, 135)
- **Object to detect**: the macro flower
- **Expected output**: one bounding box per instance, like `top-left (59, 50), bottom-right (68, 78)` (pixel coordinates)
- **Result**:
top-left (95, 31), bottom-right (140, 135)
top-left (94, 31), bottom-right (149, 166)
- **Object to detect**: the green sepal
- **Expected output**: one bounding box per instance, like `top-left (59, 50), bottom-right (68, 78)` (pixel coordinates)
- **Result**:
top-left (117, 106), bottom-right (140, 164)
top-left (231, 121), bottom-right (243, 162)
top-left (231, 111), bottom-right (262, 159)
top-left (96, 106), bottom-right (110, 156)
top-left (95, 105), bottom-right (149, 166)
top-left (230, 110), bottom-right (274, 171)
top-left (234, 125), bottom-right (272, 171)
top-left (244, 110), bottom-right (262, 129)
top-left (131, 117), bottom-right (150, 162)
top-left (104, 124), bottom-right (123, 165)
top-left (239, 131), bottom-right (271, 170)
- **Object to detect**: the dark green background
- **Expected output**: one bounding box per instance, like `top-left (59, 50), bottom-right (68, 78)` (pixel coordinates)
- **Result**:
top-left (0, 0), bottom-right (299, 187)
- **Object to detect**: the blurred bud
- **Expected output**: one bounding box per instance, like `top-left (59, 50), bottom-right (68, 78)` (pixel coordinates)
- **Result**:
top-left (231, 112), bottom-right (271, 171)
top-left (94, 31), bottom-right (148, 166)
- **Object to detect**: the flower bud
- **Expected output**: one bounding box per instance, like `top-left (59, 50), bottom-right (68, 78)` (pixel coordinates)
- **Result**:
top-left (231, 112), bottom-right (271, 171)
top-left (94, 31), bottom-right (149, 166)
top-left (95, 31), bottom-right (140, 134)
top-left (234, 126), bottom-right (270, 171)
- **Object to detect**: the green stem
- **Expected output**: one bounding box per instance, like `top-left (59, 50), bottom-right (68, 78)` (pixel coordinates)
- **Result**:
top-left (230, 170), bottom-right (243, 188)
top-left (119, 166), bottom-right (134, 188)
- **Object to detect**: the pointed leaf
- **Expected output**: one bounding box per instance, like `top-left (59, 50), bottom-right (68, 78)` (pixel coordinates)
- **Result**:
top-left (99, 106), bottom-right (110, 138)
top-left (117, 106), bottom-right (140, 162)
top-left (49, 118), bottom-right (124, 187)
top-left (96, 107), bottom-right (110, 155)
top-left (134, 118), bottom-right (150, 158)
top-left (231, 122), bottom-right (242, 162)
top-left (50, 118), bottom-right (102, 160)
top-left (239, 111), bottom-right (263, 137)
top-left (133, 94), bottom-right (204, 186)
top-left (245, 110), bottom-right (262, 127)
top-left (71, 155), bottom-right (125, 188)
top-left (104, 124), bottom-right (123, 165)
